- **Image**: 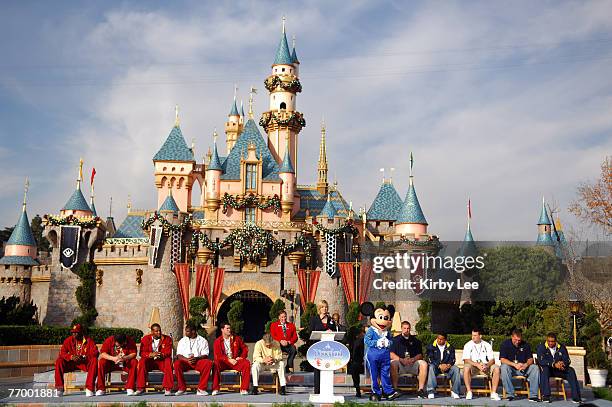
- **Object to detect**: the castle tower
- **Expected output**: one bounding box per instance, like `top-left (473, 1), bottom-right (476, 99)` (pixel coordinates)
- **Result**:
top-left (536, 196), bottom-right (554, 246)
top-left (225, 87), bottom-right (243, 153)
top-left (260, 18), bottom-right (304, 173)
top-left (153, 106), bottom-right (196, 212)
top-left (459, 199), bottom-right (477, 256)
top-left (205, 131), bottom-right (223, 212)
top-left (395, 153), bottom-right (428, 237)
top-left (316, 121), bottom-right (329, 195)
top-left (61, 159), bottom-right (93, 217)
top-left (366, 173), bottom-right (403, 222)
top-left (278, 135), bottom-right (295, 215)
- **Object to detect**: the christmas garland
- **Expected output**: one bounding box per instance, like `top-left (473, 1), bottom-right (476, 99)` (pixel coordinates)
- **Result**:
top-left (314, 220), bottom-right (359, 237)
top-left (141, 212), bottom-right (192, 234)
top-left (190, 223), bottom-right (315, 264)
top-left (221, 193), bottom-right (281, 214)
top-left (259, 111), bottom-right (306, 128)
top-left (264, 75), bottom-right (302, 93)
top-left (44, 215), bottom-right (101, 229)
top-left (381, 235), bottom-right (442, 249)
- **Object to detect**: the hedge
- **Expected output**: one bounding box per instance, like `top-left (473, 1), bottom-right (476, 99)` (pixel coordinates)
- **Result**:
top-left (0, 326), bottom-right (144, 346)
top-left (417, 332), bottom-right (546, 352)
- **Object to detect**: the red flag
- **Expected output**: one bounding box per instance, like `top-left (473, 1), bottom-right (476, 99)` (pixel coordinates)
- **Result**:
top-left (468, 199), bottom-right (472, 219)
top-left (90, 168), bottom-right (96, 186)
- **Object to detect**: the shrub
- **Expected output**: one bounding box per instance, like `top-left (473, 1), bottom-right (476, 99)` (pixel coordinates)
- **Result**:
top-left (0, 325), bottom-right (144, 345)
top-left (227, 300), bottom-right (244, 335)
top-left (71, 262), bottom-right (98, 327)
top-left (0, 296), bottom-right (37, 325)
top-left (187, 296), bottom-right (208, 338)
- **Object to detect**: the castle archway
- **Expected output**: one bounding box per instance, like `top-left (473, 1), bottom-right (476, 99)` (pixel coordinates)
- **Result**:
top-left (216, 290), bottom-right (272, 342)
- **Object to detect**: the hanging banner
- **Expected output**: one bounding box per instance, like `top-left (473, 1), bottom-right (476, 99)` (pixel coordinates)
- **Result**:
top-left (210, 267), bottom-right (225, 320)
top-left (148, 226), bottom-right (163, 266)
top-left (359, 260), bottom-right (374, 304)
top-left (297, 269), bottom-right (321, 309)
top-left (195, 264), bottom-right (211, 301)
top-left (170, 229), bottom-right (182, 271)
top-left (60, 225), bottom-right (81, 269)
top-left (338, 262), bottom-right (356, 303)
top-left (323, 234), bottom-right (337, 277)
top-left (173, 263), bottom-right (190, 320)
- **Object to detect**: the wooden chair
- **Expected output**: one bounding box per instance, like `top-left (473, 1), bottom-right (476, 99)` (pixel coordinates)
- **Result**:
top-left (397, 373), bottom-right (418, 392)
top-left (470, 373), bottom-right (493, 395)
top-left (434, 372), bottom-right (452, 395)
top-left (63, 372), bottom-right (85, 394)
top-left (256, 371), bottom-right (280, 394)
top-left (218, 369), bottom-right (242, 391)
top-left (502, 375), bottom-right (530, 398)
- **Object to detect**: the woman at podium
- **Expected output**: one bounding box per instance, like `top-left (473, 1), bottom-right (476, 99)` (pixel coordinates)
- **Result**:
top-left (309, 299), bottom-right (338, 394)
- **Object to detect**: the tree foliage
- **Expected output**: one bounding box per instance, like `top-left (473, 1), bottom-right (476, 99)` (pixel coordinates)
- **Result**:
top-left (31, 214), bottom-right (51, 253)
top-left (187, 296), bottom-right (208, 337)
top-left (227, 300), bottom-right (244, 335)
top-left (71, 262), bottom-right (98, 327)
top-left (0, 296), bottom-right (37, 325)
top-left (416, 300), bottom-right (431, 334)
top-left (569, 156), bottom-right (611, 234)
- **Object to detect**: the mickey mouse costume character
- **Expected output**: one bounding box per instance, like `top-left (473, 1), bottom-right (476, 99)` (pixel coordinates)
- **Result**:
top-left (361, 302), bottom-right (400, 401)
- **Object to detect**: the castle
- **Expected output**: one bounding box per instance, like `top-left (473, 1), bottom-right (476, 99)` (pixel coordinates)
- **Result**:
top-left (0, 21), bottom-right (562, 341)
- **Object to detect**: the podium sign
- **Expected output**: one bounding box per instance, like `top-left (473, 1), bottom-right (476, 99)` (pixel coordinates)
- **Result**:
top-left (307, 331), bottom-right (348, 403)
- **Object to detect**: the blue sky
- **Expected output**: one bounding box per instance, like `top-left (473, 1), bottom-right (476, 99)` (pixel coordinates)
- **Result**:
top-left (0, 1), bottom-right (611, 240)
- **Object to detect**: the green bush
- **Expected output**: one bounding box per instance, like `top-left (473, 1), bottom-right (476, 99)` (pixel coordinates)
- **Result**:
top-left (0, 296), bottom-right (37, 325)
top-left (187, 296), bottom-right (208, 338)
top-left (0, 325), bottom-right (144, 345)
top-left (71, 262), bottom-right (98, 327)
top-left (227, 300), bottom-right (244, 335)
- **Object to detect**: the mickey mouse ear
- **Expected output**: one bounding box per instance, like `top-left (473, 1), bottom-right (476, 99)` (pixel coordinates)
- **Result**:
top-left (360, 302), bottom-right (375, 316)
top-left (387, 305), bottom-right (396, 318)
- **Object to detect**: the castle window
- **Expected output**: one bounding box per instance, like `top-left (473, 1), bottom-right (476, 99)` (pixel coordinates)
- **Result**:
top-left (280, 102), bottom-right (286, 110)
top-left (282, 67), bottom-right (285, 72)
top-left (246, 164), bottom-right (257, 191)
top-left (245, 207), bottom-right (256, 223)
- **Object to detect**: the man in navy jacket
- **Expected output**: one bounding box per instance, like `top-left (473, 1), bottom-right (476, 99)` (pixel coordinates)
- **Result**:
top-left (536, 332), bottom-right (581, 403)
top-left (425, 333), bottom-right (461, 399)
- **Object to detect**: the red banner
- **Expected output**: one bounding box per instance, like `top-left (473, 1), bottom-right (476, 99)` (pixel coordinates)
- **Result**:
top-left (173, 263), bottom-right (190, 321)
top-left (338, 262), bottom-right (356, 304)
top-left (297, 269), bottom-right (321, 309)
top-left (210, 267), bottom-right (225, 320)
top-left (195, 264), bottom-right (211, 302)
top-left (359, 260), bottom-right (374, 304)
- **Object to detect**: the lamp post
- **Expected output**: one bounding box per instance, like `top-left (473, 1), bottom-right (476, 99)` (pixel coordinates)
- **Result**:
top-left (352, 241), bottom-right (361, 304)
top-left (569, 291), bottom-right (582, 347)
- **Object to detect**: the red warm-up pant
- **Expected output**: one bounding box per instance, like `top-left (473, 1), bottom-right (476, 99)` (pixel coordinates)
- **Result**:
top-left (97, 358), bottom-right (137, 391)
top-left (54, 357), bottom-right (97, 391)
top-left (173, 358), bottom-right (213, 391)
top-left (137, 357), bottom-right (174, 391)
top-left (213, 359), bottom-right (251, 391)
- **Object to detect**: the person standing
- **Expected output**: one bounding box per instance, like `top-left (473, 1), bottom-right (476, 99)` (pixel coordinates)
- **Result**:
top-left (309, 299), bottom-right (337, 394)
top-left (54, 324), bottom-right (98, 397)
top-left (212, 322), bottom-right (251, 395)
top-left (462, 328), bottom-right (501, 400)
top-left (425, 333), bottom-right (461, 399)
top-left (173, 322), bottom-right (213, 396)
top-left (96, 333), bottom-right (138, 396)
top-left (499, 328), bottom-right (540, 402)
top-left (269, 310), bottom-right (298, 373)
top-left (136, 323), bottom-right (174, 396)
top-left (348, 324), bottom-right (366, 398)
top-left (389, 321), bottom-right (428, 398)
top-left (249, 333), bottom-right (287, 395)
top-left (536, 332), bottom-right (582, 403)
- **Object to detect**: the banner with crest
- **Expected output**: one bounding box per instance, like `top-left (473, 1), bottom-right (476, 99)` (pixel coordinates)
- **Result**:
top-left (60, 225), bottom-right (81, 269)
top-left (148, 226), bottom-right (163, 266)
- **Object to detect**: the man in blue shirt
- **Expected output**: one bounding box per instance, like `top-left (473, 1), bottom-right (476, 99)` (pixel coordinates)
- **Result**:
top-left (425, 333), bottom-right (461, 399)
top-left (499, 329), bottom-right (540, 402)
top-left (536, 332), bottom-right (581, 403)
top-left (389, 321), bottom-right (428, 398)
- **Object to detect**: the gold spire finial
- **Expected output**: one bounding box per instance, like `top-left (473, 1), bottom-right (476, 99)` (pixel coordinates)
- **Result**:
top-left (390, 167), bottom-right (395, 184)
top-left (167, 182), bottom-right (172, 197)
top-left (380, 168), bottom-right (385, 183)
top-left (76, 158), bottom-right (84, 189)
top-left (191, 137), bottom-right (195, 154)
top-left (213, 128), bottom-right (218, 143)
top-left (248, 86), bottom-right (257, 118)
top-left (282, 16), bottom-right (286, 33)
top-left (22, 177), bottom-right (29, 211)
top-left (109, 196), bottom-right (113, 218)
top-left (174, 104), bottom-right (180, 127)
top-left (292, 34), bottom-right (296, 49)
top-left (127, 194), bottom-right (132, 212)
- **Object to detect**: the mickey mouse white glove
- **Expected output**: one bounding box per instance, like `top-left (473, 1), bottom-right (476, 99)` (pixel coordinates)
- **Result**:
top-left (376, 338), bottom-right (385, 348)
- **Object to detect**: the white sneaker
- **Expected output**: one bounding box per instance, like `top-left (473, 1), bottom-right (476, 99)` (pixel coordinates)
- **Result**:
top-left (466, 391), bottom-right (473, 400)
top-left (134, 390), bottom-right (144, 395)
top-left (126, 389), bottom-right (136, 396)
top-left (491, 392), bottom-right (501, 401)
top-left (240, 389), bottom-right (248, 395)
top-left (85, 389), bottom-right (93, 397)
top-left (428, 393), bottom-right (435, 399)
top-left (197, 389), bottom-right (209, 396)
top-left (451, 391), bottom-right (460, 399)
top-left (211, 390), bottom-right (219, 396)
top-left (164, 390), bottom-right (173, 396)
top-left (95, 390), bottom-right (105, 396)
top-left (175, 390), bottom-right (185, 396)
top-left (57, 390), bottom-right (64, 397)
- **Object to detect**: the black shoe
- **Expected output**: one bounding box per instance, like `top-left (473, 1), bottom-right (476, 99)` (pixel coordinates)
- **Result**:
top-left (249, 386), bottom-right (258, 395)
top-left (417, 389), bottom-right (427, 399)
top-left (542, 396), bottom-right (552, 403)
top-left (370, 393), bottom-right (381, 401)
top-left (279, 386), bottom-right (286, 395)
top-left (507, 396), bottom-right (515, 401)
top-left (387, 391), bottom-right (401, 401)
top-left (529, 397), bottom-right (540, 402)
top-left (355, 389), bottom-right (362, 398)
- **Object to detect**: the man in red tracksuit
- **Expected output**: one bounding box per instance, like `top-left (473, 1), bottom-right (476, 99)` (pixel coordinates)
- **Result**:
top-left (54, 324), bottom-right (98, 397)
top-left (96, 333), bottom-right (138, 395)
top-left (212, 322), bottom-right (251, 395)
top-left (136, 323), bottom-right (174, 395)
top-left (269, 310), bottom-right (298, 372)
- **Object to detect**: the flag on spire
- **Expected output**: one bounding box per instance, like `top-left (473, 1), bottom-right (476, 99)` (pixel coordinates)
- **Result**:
top-left (91, 168), bottom-right (96, 186)
top-left (468, 198), bottom-right (472, 220)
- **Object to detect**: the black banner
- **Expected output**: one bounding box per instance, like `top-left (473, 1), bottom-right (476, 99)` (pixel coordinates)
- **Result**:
top-left (60, 225), bottom-right (81, 269)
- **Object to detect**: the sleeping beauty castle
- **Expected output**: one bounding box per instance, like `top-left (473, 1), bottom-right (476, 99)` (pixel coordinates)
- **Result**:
top-left (0, 21), bottom-right (563, 340)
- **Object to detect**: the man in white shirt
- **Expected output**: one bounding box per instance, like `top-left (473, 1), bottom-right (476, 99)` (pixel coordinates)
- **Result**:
top-left (173, 322), bottom-right (213, 396)
top-left (462, 328), bottom-right (501, 400)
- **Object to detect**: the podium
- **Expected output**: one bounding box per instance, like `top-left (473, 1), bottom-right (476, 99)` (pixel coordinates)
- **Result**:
top-left (307, 331), bottom-right (349, 403)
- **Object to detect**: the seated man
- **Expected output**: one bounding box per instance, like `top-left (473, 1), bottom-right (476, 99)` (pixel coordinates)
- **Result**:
top-left (425, 333), bottom-right (461, 399)
top-left (536, 332), bottom-right (581, 403)
top-left (390, 321), bottom-right (428, 398)
top-left (269, 310), bottom-right (298, 373)
top-left (249, 333), bottom-right (287, 395)
top-left (54, 324), bottom-right (98, 397)
top-left (462, 328), bottom-right (501, 400)
top-left (500, 328), bottom-right (540, 402)
top-left (173, 322), bottom-right (213, 396)
top-left (136, 323), bottom-right (174, 396)
top-left (96, 333), bottom-right (138, 396)
top-left (212, 322), bottom-right (251, 395)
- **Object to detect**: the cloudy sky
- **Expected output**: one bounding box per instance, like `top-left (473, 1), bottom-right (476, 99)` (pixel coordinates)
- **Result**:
top-left (0, 1), bottom-right (610, 240)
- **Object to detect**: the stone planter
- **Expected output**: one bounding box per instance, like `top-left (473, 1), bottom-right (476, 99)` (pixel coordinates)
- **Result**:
top-left (588, 368), bottom-right (608, 387)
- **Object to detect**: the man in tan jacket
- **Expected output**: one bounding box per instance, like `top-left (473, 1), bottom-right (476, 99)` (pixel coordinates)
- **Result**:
top-left (249, 333), bottom-right (287, 395)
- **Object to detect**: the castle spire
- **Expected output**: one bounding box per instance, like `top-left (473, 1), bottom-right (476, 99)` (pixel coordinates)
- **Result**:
top-left (174, 104), bottom-right (180, 127)
top-left (248, 86), bottom-right (257, 119)
top-left (291, 35), bottom-right (299, 64)
top-left (0, 180), bottom-right (38, 265)
top-left (279, 133), bottom-right (295, 173)
top-left (22, 177), bottom-right (29, 212)
top-left (208, 128), bottom-right (223, 171)
top-left (273, 17), bottom-right (292, 66)
top-left (229, 85), bottom-right (239, 116)
top-left (316, 119), bottom-right (329, 195)
top-left (396, 152), bottom-right (428, 226)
